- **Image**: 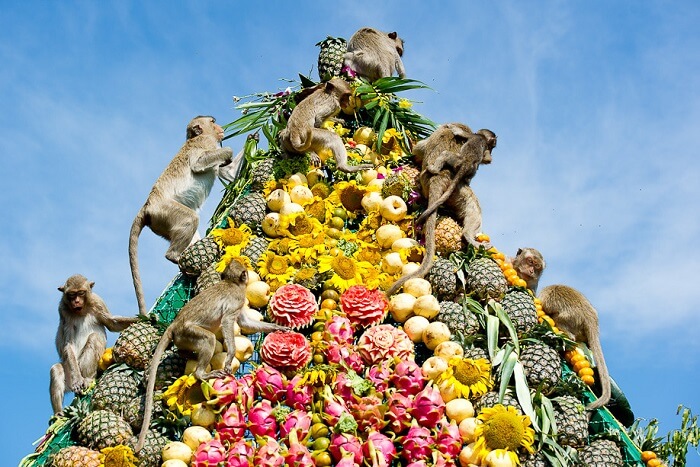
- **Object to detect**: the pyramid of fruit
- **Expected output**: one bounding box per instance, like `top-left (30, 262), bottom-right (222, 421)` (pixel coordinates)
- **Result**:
top-left (23, 34), bottom-right (674, 467)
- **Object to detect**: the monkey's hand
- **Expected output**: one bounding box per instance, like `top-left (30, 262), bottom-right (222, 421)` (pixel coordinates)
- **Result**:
top-left (200, 369), bottom-right (231, 381)
top-left (70, 376), bottom-right (89, 394)
top-left (308, 151), bottom-right (322, 167)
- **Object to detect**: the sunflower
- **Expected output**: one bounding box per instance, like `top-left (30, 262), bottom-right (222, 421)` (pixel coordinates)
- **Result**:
top-left (380, 128), bottom-right (407, 163)
top-left (262, 179), bottom-right (286, 199)
top-left (437, 357), bottom-right (493, 400)
top-left (354, 241), bottom-right (383, 265)
top-left (289, 231), bottom-right (328, 264)
top-left (282, 212), bottom-right (324, 238)
top-left (328, 180), bottom-right (369, 213)
top-left (269, 237), bottom-right (293, 255)
top-left (305, 196), bottom-right (329, 222)
top-left (162, 375), bottom-right (206, 417)
top-left (210, 219), bottom-right (252, 248)
top-left (258, 251), bottom-right (296, 284)
top-left (216, 247), bottom-right (251, 272)
top-left (472, 405), bottom-right (536, 465)
top-left (317, 254), bottom-right (371, 292)
top-left (357, 211), bottom-right (383, 242)
top-left (398, 244), bottom-right (425, 263)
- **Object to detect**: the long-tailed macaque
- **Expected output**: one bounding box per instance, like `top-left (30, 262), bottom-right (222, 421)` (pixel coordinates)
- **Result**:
top-left (129, 116), bottom-right (234, 315)
top-left (279, 78), bottom-right (372, 173)
top-left (343, 27), bottom-right (406, 82)
top-left (511, 247), bottom-right (546, 293)
top-left (135, 260), bottom-right (288, 452)
top-left (50, 275), bottom-right (137, 415)
top-left (386, 124), bottom-right (494, 296)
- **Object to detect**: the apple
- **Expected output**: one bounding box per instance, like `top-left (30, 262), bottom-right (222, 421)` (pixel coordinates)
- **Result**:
top-left (267, 189), bottom-right (290, 212)
top-left (361, 191), bottom-right (383, 212)
top-left (379, 195), bottom-right (408, 222)
top-left (261, 212), bottom-right (282, 237)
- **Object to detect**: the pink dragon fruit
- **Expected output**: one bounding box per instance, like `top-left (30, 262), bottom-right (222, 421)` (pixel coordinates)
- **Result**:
top-left (365, 360), bottom-right (394, 394)
top-left (391, 359), bottom-right (426, 397)
top-left (322, 385), bottom-right (351, 425)
top-left (207, 374), bottom-right (239, 407)
top-left (435, 418), bottom-right (462, 459)
top-left (216, 403), bottom-right (247, 442)
top-left (279, 408), bottom-right (312, 440)
top-left (324, 342), bottom-right (364, 372)
top-left (336, 454), bottom-right (361, 467)
top-left (253, 364), bottom-right (287, 403)
top-left (405, 462), bottom-right (430, 467)
top-left (400, 424), bottom-right (435, 463)
top-left (333, 372), bottom-right (356, 403)
top-left (226, 439), bottom-right (255, 467)
top-left (192, 438), bottom-right (227, 467)
top-left (385, 391), bottom-right (413, 434)
top-left (286, 374), bottom-right (313, 410)
top-left (247, 399), bottom-right (278, 438)
top-left (254, 436), bottom-right (285, 467)
top-left (324, 314), bottom-right (355, 344)
top-left (284, 428), bottom-right (315, 467)
top-left (329, 433), bottom-right (363, 464)
top-left (362, 431), bottom-right (397, 467)
top-left (410, 384), bottom-right (446, 428)
top-left (349, 394), bottom-right (388, 433)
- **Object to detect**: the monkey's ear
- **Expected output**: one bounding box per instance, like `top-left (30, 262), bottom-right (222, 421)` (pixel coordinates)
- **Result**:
top-left (58, 286), bottom-right (65, 293)
top-left (89, 281), bottom-right (95, 289)
top-left (239, 271), bottom-right (248, 283)
top-left (388, 31), bottom-right (398, 39)
top-left (517, 248), bottom-right (523, 255)
top-left (191, 124), bottom-right (203, 137)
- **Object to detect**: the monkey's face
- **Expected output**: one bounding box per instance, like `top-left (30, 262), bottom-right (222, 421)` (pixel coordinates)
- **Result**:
top-left (66, 289), bottom-right (88, 313)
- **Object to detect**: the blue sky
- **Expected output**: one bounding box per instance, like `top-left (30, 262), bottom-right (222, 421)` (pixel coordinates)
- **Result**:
top-left (2, 1), bottom-right (699, 465)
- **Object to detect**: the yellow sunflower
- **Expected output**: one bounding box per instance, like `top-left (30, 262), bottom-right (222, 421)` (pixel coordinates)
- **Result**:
top-left (281, 212), bottom-right (324, 238)
top-left (354, 241), bottom-right (383, 265)
top-left (258, 251), bottom-right (296, 283)
top-left (162, 375), bottom-right (206, 417)
top-left (216, 247), bottom-right (251, 272)
top-left (209, 219), bottom-right (252, 248)
top-left (317, 254), bottom-right (371, 292)
top-left (357, 211), bottom-right (383, 242)
top-left (472, 405), bottom-right (536, 465)
top-left (289, 231), bottom-right (328, 264)
top-left (269, 237), bottom-right (293, 255)
top-left (321, 119), bottom-right (350, 137)
top-left (380, 128), bottom-right (407, 163)
top-left (398, 244), bottom-right (425, 264)
top-left (328, 180), bottom-right (368, 213)
top-left (305, 196), bottom-right (330, 222)
top-left (437, 357), bottom-right (493, 400)
top-left (262, 179), bottom-right (286, 199)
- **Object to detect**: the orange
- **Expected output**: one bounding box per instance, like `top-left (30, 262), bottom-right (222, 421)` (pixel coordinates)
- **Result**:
top-left (321, 299), bottom-right (337, 310)
top-left (578, 367), bottom-right (594, 377)
top-left (647, 459), bottom-right (662, 467)
top-left (581, 374), bottom-right (595, 385)
top-left (641, 451), bottom-right (657, 462)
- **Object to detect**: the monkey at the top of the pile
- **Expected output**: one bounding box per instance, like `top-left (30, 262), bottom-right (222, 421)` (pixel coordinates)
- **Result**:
top-left (279, 78), bottom-right (372, 173)
top-left (386, 123), bottom-right (495, 297)
top-left (129, 116), bottom-right (236, 316)
top-left (135, 260), bottom-right (289, 453)
top-left (512, 248), bottom-right (611, 411)
top-left (343, 27), bottom-right (406, 82)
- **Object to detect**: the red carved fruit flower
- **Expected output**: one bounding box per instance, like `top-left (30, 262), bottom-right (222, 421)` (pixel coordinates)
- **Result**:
top-left (340, 285), bottom-right (389, 328)
top-left (268, 283), bottom-right (318, 329)
top-left (260, 331), bottom-right (312, 372)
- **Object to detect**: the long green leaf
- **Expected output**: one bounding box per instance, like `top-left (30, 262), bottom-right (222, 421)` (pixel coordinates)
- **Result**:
top-left (498, 351), bottom-right (518, 402)
top-left (486, 315), bottom-right (500, 360)
top-left (492, 301), bottom-right (519, 353)
top-left (513, 361), bottom-right (537, 426)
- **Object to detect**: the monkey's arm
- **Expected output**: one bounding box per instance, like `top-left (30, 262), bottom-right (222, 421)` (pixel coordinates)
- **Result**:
top-left (93, 301), bottom-right (138, 332)
top-left (190, 147), bottom-right (234, 174)
top-left (218, 149), bottom-right (244, 184)
top-left (425, 150), bottom-right (457, 174)
top-left (395, 57), bottom-right (406, 78)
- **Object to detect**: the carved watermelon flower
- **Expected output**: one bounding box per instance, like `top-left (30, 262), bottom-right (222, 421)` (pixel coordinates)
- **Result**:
top-left (268, 283), bottom-right (318, 329)
top-left (261, 331), bottom-right (312, 372)
top-left (357, 324), bottom-right (414, 365)
top-left (340, 285), bottom-right (388, 328)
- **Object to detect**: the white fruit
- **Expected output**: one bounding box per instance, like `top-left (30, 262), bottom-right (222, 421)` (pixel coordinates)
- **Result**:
top-left (413, 295), bottom-right (441, 319)
top-left (266, 189), bottom-right (291, 212)
top-left (161, 441), bottom-right (193, 463)
top-left (485, 449), bottom-right (517, 467)
top-left (306, 168), bottom-right (324, 187)
top-left (368, 178), bottom-right (384, 189)
top-left (287, 172), bottom-right (307, 187)
top-left (379, 195), bottom-right (408, 222)
top-left (234, 335), bottom-right (254, 361)
top-left (459, 443), bottom-right (479, 466)
top-left (422, 321), bottom-right (451, 350)
top-left (162, 460), bottom-right (189, 467)
top-left (382, 252), bottom-right (404, 274)
top-left (402, 277), bottom-right (432, 297)
top-left (185, 359), bottom-right (210, 375)
top-left (214, 340), bottom-right (223, 354)
top-left (210, 352), bottom-right (227, 370)
top-left (354, 143), bottom-right (369, 156)
top-left (360, 168), bottom-right (379, 185)
top-left (290, 185), bottom-right (314, 205)
top-left (182, 426), bottom-right (213, 451)
top-left (361, 191), bottom-right (383, 212)
top-left (191, 405), bottom-right (217, 428)
top-left (389, 293), bottom-right (417, 323)
top-left (459, 417), bottom-right (480, 443)
top-left (439, 378), bottom-right (460, 402)
top-left (391, 237), bottom-right (418, 252)
top-left (262, 213), bottom-right (283, 237)
top-left (402, 262), bottom-right (421, 275)
top-left (354, 126), bottom-right (376, 145)
top-left (434, 340), bottom-right (464, 361)
top-left (363, 149), bottom-right (380, 164)
top-left (403, 315), bottom-right (429, 342)
top-left (246, 281), bottom-right (271, 308)
top-left (445, 398), bottom-right (475, 424)
top-left (376, 224), bottom-right (404, 249)
top-left (422, 355), bottom-right (449, 381)
top-left (279, 202), bottom-right (305, 216)
top-left (247, 269), bottom-right (261, 284)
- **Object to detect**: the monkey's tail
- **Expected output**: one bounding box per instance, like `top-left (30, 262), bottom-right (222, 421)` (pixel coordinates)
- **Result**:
top-left (135, 328), bottom-right (173, 453)
top-left (129, 208), bottom-right (148, 316)
top-left (415, 178), bottom-right (458, 225)
top-left (585, 331), bottom-right (611, 411)
top-left (386, 212), bottom-right (437, 297)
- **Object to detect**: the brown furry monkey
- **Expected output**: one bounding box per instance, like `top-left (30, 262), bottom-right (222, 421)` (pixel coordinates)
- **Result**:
top-left (539, 284), bottom-right (612, 411)
top-left (511, 247), bottom-right (546, 293)
top-left (279, 78), bottom-right (372, 173)
top-left (386, 124), bottom-right (494, 296)
top-left (135, 260), bottom-right (288, 452)
top-left (50, 275), bottom-right (137, 415)
top-left (129, 116), bottom-right (234, 315)
top-left (343, 27), bottom-right (406, 82)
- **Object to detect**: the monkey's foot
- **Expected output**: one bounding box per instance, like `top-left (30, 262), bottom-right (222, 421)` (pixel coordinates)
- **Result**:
top-left (200, 369), bottom-right (231, 380)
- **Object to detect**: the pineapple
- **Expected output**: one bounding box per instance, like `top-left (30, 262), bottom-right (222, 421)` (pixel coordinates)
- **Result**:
top-left (153, 349), bottom-right (187, 390)
top-left (501, 289), bottom-right (538, 334)
top-left (520, 342), bottom-right (562, 394)
top-left (90, 367), bottom-right (140, 413)
top-left (462, 346), bottom-right (490, 361)
top-left (178, 237), bottom-right (221, 276)
top-left (241, 235), bottom-right (270, 266)
top-left (77, 409), bottom-right (133, 450)
top-left (381, 166), bottom-right (419, 201)
top-left (228, 192), bottom-right (267, 228)
top-left (195, 262), bottom-right (221, 294)
top-left (427, 258), bottom-right (458, 301)
top-left (130, 431), bottom-right (169, 467)
top-left (475, 390), bottom-right (522, 414)
top-left (434, 216), bottom-right (464, 255)
top-left (49, 446), bottom-right (103, 467)
top-left (113, 321), bottom-right (161, 370)
top-left (466, 257), bottom-right (508, 301)
top-left (250, 157), bottom-right (275, 191)
top-left (551, 395), bottom-right (588, 448)
top-left (316, 36), bottom-right (347, 81)
top-left (520, 453), bottom-right (549, 467)
top-left (578, 439), bottom-right (624, 467)
top-left (437, 301), bottom-right (479, 337)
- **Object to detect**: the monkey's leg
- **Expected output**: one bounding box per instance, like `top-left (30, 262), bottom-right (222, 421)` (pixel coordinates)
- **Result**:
top-left (151, 201), bottom-right (199, 263)
top-left (77, 332), bottom-right (107, 390)
top-left (173, 325), bottom-right (221, 380)
top-left (315, 130), bottom-right (372, 173)
top-left (49, 363), bottom-right (66, 414)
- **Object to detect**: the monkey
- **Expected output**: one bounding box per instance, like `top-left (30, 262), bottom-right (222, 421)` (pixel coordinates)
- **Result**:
top-left (135, 260), bottom-right (288, 452)
top-left (50, 275), bottom-right (138, 415)
top-left (538, 285), bottom-right (612, 411)
top-left (511, 247), bottom-right (546, 293)
top-left (343, 27), bottom-right (406, 82)
top-left (386, 124), bottom-right (494, 297)
top-left (129, 116), bottom-right (234, 315)
top-left (279, 78), bottom-right (372, 173)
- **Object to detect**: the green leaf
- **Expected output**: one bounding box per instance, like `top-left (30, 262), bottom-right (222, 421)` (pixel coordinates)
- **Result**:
top-left (514, 361), bottom-right (538, 427)
top-left (498, 350), bottom-right (517, 400)
top-left (486, 314), bottom-right (500, 360)
top-left (492, 301), bottom-right (519, 353)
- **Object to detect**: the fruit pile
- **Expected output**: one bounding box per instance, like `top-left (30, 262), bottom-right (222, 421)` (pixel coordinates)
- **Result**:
top-left (23, 37), bottom-right (654, 467)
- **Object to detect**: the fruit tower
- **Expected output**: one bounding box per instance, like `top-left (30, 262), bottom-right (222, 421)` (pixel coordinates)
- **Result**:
top-left (22, 35), bottom-right (669, 467)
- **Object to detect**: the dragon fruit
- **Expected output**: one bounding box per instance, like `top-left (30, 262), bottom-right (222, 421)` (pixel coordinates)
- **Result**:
top-left (391, 359), bottom-right (426, 397)
top-left (216, 404), bottom-right (247, 442)
top-left (227, 439), bottom-right (255, 467)
top-left (322, 385), bottom-right (352, 425)
top-left (333, 372), bottom-right (356, 403)
top-left (192, 438), bottom-right (227, 467)
top-left (385, 391), bottom-right (413, 434)
top-left (254, 436), bottom-right (285, 467)
top-left (253, 364), bottom-right (287, 403)
top-left (349, 394), bottom-right (388, 432)
top-left (411, 384), bottom-right (446, 428)
top-left (363, 431), bottom-right (397, 467)
top-left (435, 418), bottom-right (462, 459)
top-left (235, 373), bottom-right (255, 409)
top-left (279, 408), bottom-right (312, 440)
top-left (324, 342), bottom-right (365, 373)
top-left (400, 424), bottom-right (435, 463)
top-left (330, 433), bottom-right (363, 464)
top-left (247, 399), bottom-right (278, 438)
top-left (284, 429), bottom-right (315, 467)
top-left (365, 360), bottom-right (393, 394)
top-left (324, 314), bottom-right (355, 344)
top-left (336, 454), bottom-right (361, 467)
top-left (286, 374), bottom-right (313, 410)
top-left (207, 374), bottom-right (239, 407)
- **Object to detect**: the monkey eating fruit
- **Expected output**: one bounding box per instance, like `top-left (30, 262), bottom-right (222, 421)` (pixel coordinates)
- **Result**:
top-left (343, 27), bottom-right (406, 82)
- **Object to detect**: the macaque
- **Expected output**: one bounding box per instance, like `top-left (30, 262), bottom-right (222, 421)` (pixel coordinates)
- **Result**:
top-left (386, 124), bottom-right (495, 296)
top-left (279, 78), bottom-right (372, 173)
top-left (511, 247), bottom-right (546, 293)
top-left (135, 260), bottom-right (288, 452)
top-left (129, 116), bottom-right (234, 315)
top-left (343, 27), bottom-right (406, 82)
top-left (50, 275), bottom-right (137, 415)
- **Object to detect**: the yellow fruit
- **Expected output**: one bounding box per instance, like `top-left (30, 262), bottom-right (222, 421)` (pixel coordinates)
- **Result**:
top-left (581, 374), bottom-right (595, 385)
top-left (161, 441), bottom-right (193, 463)
top-left (191, 405), bottom-right (216, 428)
top-left (641, 451), bottom-right (657, 462)
top-left (647, 458), bottom-right (662, 467)
top-left (98, 347), bottom-right (114, 371)
top-left (578, 367), bottom-right (594, 377)
top-left (573, 360), bottom-right (590, 372)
